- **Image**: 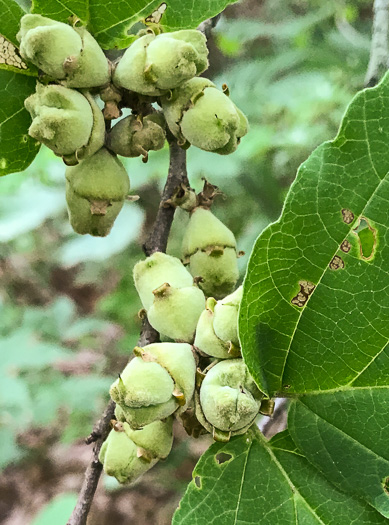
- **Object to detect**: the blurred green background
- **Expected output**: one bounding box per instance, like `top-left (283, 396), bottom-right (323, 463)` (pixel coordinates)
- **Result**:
top-left (0, 0), bottom-right (373, 523)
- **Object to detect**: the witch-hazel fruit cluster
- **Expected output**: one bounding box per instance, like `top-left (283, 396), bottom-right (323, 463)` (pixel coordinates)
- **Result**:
top-left (17, 13), bottom-right (248, 237)
top-left (100, 188), bottom-right (270, 485)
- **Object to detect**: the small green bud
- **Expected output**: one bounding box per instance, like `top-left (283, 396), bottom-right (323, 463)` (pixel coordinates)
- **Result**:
top-left (99, 419), bottom-right (173, 484)
top-left (24, 84), bottom-right (105, 160)
top-left (113, 30), bottom-right (208, 96)
top-left (107, 113), bottom-right (166, 159)
top-left (147, 283), bottom-right (205, 342)
top-left (161, 78), bottom-right (248, 154)
top-left (65, 148), bottom-right (130, 236)
top-left (110, 343), bottom-right (196, 428)
top-left (196, 359), bottom-right (262, 437)
top-left (194, 299), bottom-right (238, 359)
top-left (133, 252), bottom-right (194, 311)
top-left (213, 286), bottom-right (243, 346)
top-left (18, 14), bottom-right (109, 87)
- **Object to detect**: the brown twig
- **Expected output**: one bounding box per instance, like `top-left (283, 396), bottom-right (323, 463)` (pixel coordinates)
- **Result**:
top-left (67, 138), bottom-right (187, 525)
top-left (365, 0), bottom-right (389, 87)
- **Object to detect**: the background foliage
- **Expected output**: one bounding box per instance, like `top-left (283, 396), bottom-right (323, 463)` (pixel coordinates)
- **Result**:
top-left (0, 0), bottom-right (375, 523)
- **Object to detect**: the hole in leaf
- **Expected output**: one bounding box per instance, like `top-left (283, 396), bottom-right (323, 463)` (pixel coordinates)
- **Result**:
top-left (353, 217), bottom-right (377, 260)
top-left (215, 452), bottom-right (233, 465)
top-left (194, 475), bottom-right (201, 488)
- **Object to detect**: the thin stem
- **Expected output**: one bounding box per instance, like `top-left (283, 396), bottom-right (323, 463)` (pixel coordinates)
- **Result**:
top-left (365, 0), bottom-right (389, 87)
top-left (67, 139), bottom-right (187, 525)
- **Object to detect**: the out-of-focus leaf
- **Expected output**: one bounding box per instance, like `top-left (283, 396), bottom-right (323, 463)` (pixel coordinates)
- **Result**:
top-left (30, 493), bottom-right (78, 525)
top-left (59, 203), bottom-right (144, 266)
top-left (0, 330), bottom-right (72, 371)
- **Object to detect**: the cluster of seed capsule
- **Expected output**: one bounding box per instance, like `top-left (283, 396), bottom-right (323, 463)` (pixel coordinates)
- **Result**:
top-left (17, 14), bottom-right (248, 237)
top-left (100, 196), bottom-right (270, 485)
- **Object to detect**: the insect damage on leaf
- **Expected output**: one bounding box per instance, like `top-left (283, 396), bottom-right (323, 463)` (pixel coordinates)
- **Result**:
top-left (340, 239), bottom-right (352, 253)
top-left (215, 452), bottom-right (233, 465)
top-left (0, 35), bottom-right (27, 70)
top-left (291, 280), bottom-right (316, 307)
top-left (145, 3), bottom-right (168, 25)
top-left (353, 217), bottom-right (377, 261)
top-left (341, 208), bottom-right (355, 224)
top-left (329, 255), bottom-right (345, 270)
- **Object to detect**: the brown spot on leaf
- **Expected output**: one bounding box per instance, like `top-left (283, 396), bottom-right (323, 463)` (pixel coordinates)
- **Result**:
top-left (341, 208), bottom-right (354, 224)
top-left (340, 239), bottom-right (351, 253)
top-left (291, 280), bottom-right (316, 307)
top-left (329, 255), bottom-right (345, 270)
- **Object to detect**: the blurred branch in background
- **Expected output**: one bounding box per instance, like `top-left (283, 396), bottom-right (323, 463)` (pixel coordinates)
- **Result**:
top-left (365, 0), bottom-right (389, 86)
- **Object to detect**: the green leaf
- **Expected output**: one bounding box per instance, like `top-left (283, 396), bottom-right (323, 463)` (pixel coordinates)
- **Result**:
top-left (31, 493), bottom-right (78, 525)
top-left (174, 429), bottom-right (387, 524)
top-left (239, 71), bottom-right (389, 396)
top-left (0, 0), bottom-right (26, 45)
top-left (288, 388), bottom-right (389, 518)
top-left (90, 0), bottom-right (237, 49)
top-left (31, 0), bottom-right (89, 25)
top-left (33, 0), bottom-right (237, 49)
top-left (0, 71), bottom-right (40, 176)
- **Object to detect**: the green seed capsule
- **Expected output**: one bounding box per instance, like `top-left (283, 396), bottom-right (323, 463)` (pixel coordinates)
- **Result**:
top-left (18, 14), bottom-right (109, 88)
top-left (182, 208), bottom-right (236, 259)
top-left (133, 252), bottom-right (194, 311)
top-left (147, 283), bottom-right (205, 342)
top-left (161, 78), bottom-right (248, 154)
top-left (99, 419), bottom-right (173, 484)
top-left (110, 343), bottom-right (196, 429)
top-left (182, 208), bottom-right (239, 298)
top-left (25, 84), bottom-right (104, 159)
top-left (194, 299), bottom-right (238, 359)
top-left (65, 148), bottom-right (130, 236)
top-left (107, 113), bottom-right (166, 159)
top-left (196, 359), bottom-right (263, 437)
top-left (113, 30), bottom-right (208, 96)
top-left (212, 286), bottom-right (243, 346)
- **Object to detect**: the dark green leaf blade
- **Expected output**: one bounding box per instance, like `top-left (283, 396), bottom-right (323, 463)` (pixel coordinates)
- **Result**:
top-left (288, 389), bottom-right (389, 518)
top-left (0, 0), bottom-right (26, 45)
top-left (0, 70), bottom-right (40, 176)
top-left (174, 429), bottom-right (388, 524)
top-left (89, 0), bottom-right (237, 50)
top-left (31, 0), bottom-right (89, 24)
top-left (239, 71), bottom-right (389, 396)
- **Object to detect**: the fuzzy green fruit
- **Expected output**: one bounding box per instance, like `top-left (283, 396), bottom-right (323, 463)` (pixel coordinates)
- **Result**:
top-left (133, 252), bottom-right (194, 311)
top-left (182, 208), bottom-right (236, 259)
top-left (65, 148), bottom-right (130, 236)
top-left (147, 283), bottom-right (205, 342)
top-left (213, 286), bottom-right (243, 346)
top-left (113, 30), bottom-right (208, 96)
top-left (182, 208), bottom-right (239, 298)
top-left (194, 298), bottom-right (239, 359)
top-left (196, 359), bottom-right (262, 438)
top-left (161, 77), bottom-right (214, 143)
top-left (107, 113), bottom-right (166, 159)
top-left (18, 14), bottom-right (109, 87)
top-left (189, 247), bottom-right (239, 299)
top-left (161, 78), bottom-right (248, 153)
top-left (24, 84), bottom-right (105, 160)
top-left (99, 419), bottom-right (173, 484)
top-left (110, 343), bottom-right (196, 429)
